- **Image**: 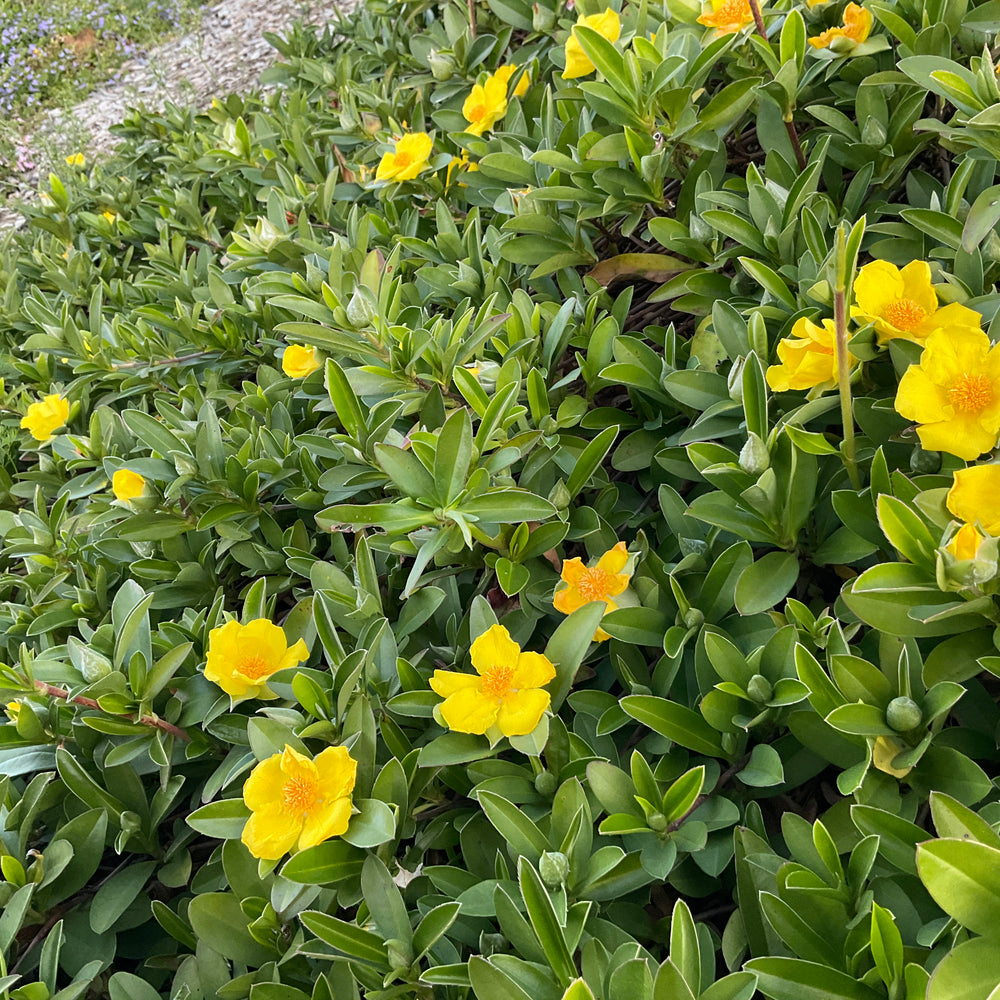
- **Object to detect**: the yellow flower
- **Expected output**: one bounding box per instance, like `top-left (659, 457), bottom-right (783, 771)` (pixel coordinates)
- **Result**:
top-left (21, 394), bottom-right (69, 441)
top-left (112, 469), bottom-right (146, 502)
top-left (430, 624), bottom-right (555, 737)
top-left (872, 736), bottom-right (912, 778)
top-left (946, 522), bottom-right (988, 561)
top-left (375, 132), bottom-right (434, 182)
top-left (553, 541), bottom-right (631, 642)
top-left (242, 744), bottom-right (357, 860)
top-left (463, 74), bottom-right (508, 136)
top-left (102, 210), bottom-right (117, 223)
top-left (852, 260), bottom-right (983, 346)
top-left (204, 618), bottom-right (309, 701)
top-left (808, 2), bottom-right (872, 48)
top-left (947, 465), bottom-right (1000, 535)
top-left (894, 327), bottom-right (1000, 460)
top-left (65, 153), bottom-right (85, 166)
top-left (282, 344), bottom-right (322, 378)
top-left (562, 8), bottom-right (622, 80)
top-left (697, 0), bottom-right (755, 35)
top-left (766, 316), bottom-right (857, 393)
top-left (5, 702), bottom-right (19, 721)
top-left (493, 63), bottom-right (531, 98)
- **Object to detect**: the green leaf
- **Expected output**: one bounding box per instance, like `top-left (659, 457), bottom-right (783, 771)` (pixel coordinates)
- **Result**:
top-left (851, 805), bottom-right (924, 874)
top-left (281, 840), bottom-right (365, 884)
top-left (927, 937), bottom-right (1000, 1000)
top-left (108, 973), bottom-right (162, 1000)
top-left (735, 552), bottom-right (799, 615)
top-left (929, 791), bottom-right (1000, 848)
top-left (518, 858), bottom-right (577, 987)
top-left (469, 957), bottom-right (533, 1000)
top-left (917, 838), bottom-right (1000, 936)
top-left (545, 602), bottom-right (607, 710)
top-left (413, 902), bottom-right (461, 962)
top-left (477, 790), bottom-right (549, 863)
top-left (375, 443), bottom-right (436, 500)
top-left (186, 798), bottom-right (251, 839)
top-left (434, 408), bottom-right (473, 505)
top-left (740, 744), bottom-right (785, 787)
top-left (342, 798), bottom-right (396, 848)
top-left (90, 861), bottom-right (157, 934)
top-left (300, 910), bottom-right (390, 966)
top-left (876, 495), bottom-right (938, 570)
top-left (621, 696), bottom-right (727, 757)
top-left (744, 957), bottom-right (883, 999)
top-left (566, 426), bottom-right (618, 500)
top-left (325, 358), bottom-right (367, 442)
top-left (187, 892), bottom-right (275, 966)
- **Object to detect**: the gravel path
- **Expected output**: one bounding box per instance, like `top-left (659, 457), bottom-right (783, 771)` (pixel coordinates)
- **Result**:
top-left (1, 0), bottom-right (334, 231)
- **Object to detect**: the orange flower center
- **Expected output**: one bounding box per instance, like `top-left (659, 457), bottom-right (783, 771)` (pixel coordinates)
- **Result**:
top-left (467, 103), bottom-right (486, 123)
top-left (282, 775), bottom-right (320, 815)
top-left (238, 654), bottom-right (273, 679)
top-left (712, 0), bottom-right (750, 24)
top-left (394, 150), bottom-right (414, 169)
top-left (578, 567), bottom-right (612, 602)
top-left (949, 373), bottom-right (994, 413)
top-left (481, 664), bottom-right (514, 699)
top-left (883, 298), bottom-right (926, 332)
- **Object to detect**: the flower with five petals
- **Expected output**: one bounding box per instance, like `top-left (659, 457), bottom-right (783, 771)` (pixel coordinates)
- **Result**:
top-left (553, 541), bottom-right (632, 641)
top-left (462, 74), bottom-right (508, 135)
top-left (204, 618), bottom-right (309, 701)
top-left (241, 744), bottom-right (357, 860)
top-left (697, 0), bottom-right (755, 35)
top-left (852, 260), bottom-right (983, 346)
top-left (766, 316), bottom-right (858, 393)
top-left (894, 327), bottom-right (1000, 460)
top-left (808, 3), bottom-right (872, 49)
top-left (430, 624), bottom-right (555, 737)
top-left (375, 132), bottom-right (434, 182)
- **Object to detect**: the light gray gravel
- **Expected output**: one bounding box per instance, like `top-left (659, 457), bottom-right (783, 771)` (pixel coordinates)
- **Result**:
top-left (1, 0), bottom-right (333, 231)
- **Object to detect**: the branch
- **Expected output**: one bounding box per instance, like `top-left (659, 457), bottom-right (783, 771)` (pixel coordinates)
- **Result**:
top-left (33, 681), bottom-right (191, 742)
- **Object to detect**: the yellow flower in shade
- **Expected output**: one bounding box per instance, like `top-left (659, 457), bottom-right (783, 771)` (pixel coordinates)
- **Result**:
top-left (112, 469), bottom-right (146, 502)
top-left (20, 394), bottom-right (69, 441)
top-left (204, 618), bottom-right (309, 701)
top-left (101, 210), bottom-right (117, 223)
top-left (553, 541), bottom-right (631, 642)
top-left (766, 317), bottom-right (858, 393)
top-left (65, 153), bottom-right (85, 166)
top-left (375, 132), bottom-right (434, 182)
top-left (894, 327), bottom-right (1000, 461)
top-left (946, 522), bottom-right (988, 561)
top-left (808, 2), bottom-right (872, 49)
top-left (463, 74), bottom-right (508, 135)
top-left (430, 624), bottom-right (555, 737)
top-left (5, 702), bottom-right (19, 721)
top-left (241, 744), bottom-right (357, 860)
top-left (852, 260), bottom-right (983, 346)
top-left (562, 8), bottom-right (622, 80)
top-left (282, 344), bottom-right (322, 378)
top-left (492, 63), bottom-right (530, 98)
top-left (947, 465), bottom-right (1000, 535)
top-left (697, 0), bottom-right (755, 35)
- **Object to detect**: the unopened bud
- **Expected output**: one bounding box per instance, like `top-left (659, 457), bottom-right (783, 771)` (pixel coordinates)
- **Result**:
top-left (647, 811), bottom-right (668, 832)
top-left (727, 356), bottom-right (746, 403)
top-left (539, 851), bottom-right (570, 888)
top-left (385, 938), bottom-right (411, 971)
top-left (427, 49), bottom-right (456, 81)
top-left (746, 673), bottom-right (773, 704)
top-left (886, 696), bottom-right (922, 733)
top-left (547, 479), bottom-right (571, 511)
top-left (739, 432), bottom-right (770, 475)
top-left (682, 608), bottom-right (704, 629)
top-left (346, 287), bottom-right (376, 328)
top-left (532, 3), bottom-right (557, 30)
top-left (909, 447), bottom-right (941, 474)
top-left (534, 771), bottom-right (558, 797)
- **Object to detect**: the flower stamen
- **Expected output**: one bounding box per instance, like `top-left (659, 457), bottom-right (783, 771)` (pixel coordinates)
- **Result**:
top-left (237, 654), bottom-right (272, 680)
top-left (883, 298), bottom-right (926, 332)
top-left (282, 775), bottom-right (320, 815)
top-left (949, 373), bottom-right (993, 413)
top-left (481, 665), bottom-right (514, 698)
top-left (577, 567), bottom-right (612, 602)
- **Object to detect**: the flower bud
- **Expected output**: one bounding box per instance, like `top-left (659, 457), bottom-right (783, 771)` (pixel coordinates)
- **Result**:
top-left (746, 673), bottom-right (773, 704)
top-left (681, 608), bottom-right (704, 629)
top-left (385, 938), bottom-right (411, 971)
top-left (346, 287), bottom-right (376, 328)
top-left (727, 356), bottom-right (746, 403)
top-left (909, 447), bottom-right (941, 474)
top-left (739, 432), bottom-right (770, 475)
top-left (886, 696), bottom-right (922, 733)
top-left (532, 2), bottom-right (557, 30)
top-left (647, 811), bottom-right (668, 832)
top-left (935, 523), bottom-right (999, 592)
top-left (534, 770), bottom-right (558, 797)
top-left (539, 851), bottom-right (570, 888)
top-left (547, 479), bottom-right (571, 511)
top-left (479, 932), bottom-right (506, 957)
top-left (427, 49), bottom-right (456, 81)
top-left (360, 112), bottom-right (382, 136)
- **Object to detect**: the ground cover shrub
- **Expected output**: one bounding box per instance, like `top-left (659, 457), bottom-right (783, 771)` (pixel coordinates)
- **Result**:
top-left (4, 0), bottom-right (1000, 996)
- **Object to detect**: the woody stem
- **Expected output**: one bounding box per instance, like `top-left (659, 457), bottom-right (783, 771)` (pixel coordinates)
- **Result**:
top-left (33, 681), bottom-right (191, 741)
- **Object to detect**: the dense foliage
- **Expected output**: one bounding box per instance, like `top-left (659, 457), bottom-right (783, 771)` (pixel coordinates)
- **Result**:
top-left (3, 0), bottom-right (1000, 997)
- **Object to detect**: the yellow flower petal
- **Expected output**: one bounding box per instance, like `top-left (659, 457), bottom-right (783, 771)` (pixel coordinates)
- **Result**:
top-left (313, 746), bottom-right (358, 800)
top-left (553, 582), bottom-right (587, 614)
top-left (562, 8), bottom-right (621, 79)
top-left (470, 624), bottom-right (521, 675)
top-left (241, 804), bottom-right (302, 860)
top-left (21, 394), bottom-right (70, 442)
top-left (439, 686), bottom-right (501, 734)
top-left (947, 464), bottom-right (1000, 535)
top-left (511, 651), bottom-right (556, 689)
top-left (282, 344), bottom-right (322, 378)
top-left (429, 669), bottom-right (482, 698)
top-left (242, 754), bottom-right (286, 812)
top-left (204, 618), bottom-right (307, 700)
top-left (299, 796), bottom-right (353, 849)
top-left (495, 688), bottom-right (551, 736)
top-left (765, 317), bottom-right (854, 392)
top-left (375, 132), bottom-right (434, 182)
top-left (112, 469), bottom-right (145, 502)
top-left (947, 522), bottom-right (985, 561)
top-left (595, 541), bottom-right (629, 575)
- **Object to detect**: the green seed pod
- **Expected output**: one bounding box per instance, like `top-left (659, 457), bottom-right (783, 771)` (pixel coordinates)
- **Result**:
top-left (886, 696), bottom-right (922, 733)
top-left (534, 771), bottom-right (558, 797)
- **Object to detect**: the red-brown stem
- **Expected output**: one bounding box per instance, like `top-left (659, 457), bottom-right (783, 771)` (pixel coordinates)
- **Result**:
top-left (33, 681), bottom-right (191, 741)
top-left (468, 0), bottom-right (476, 36)
top-left (748, 0), bottom-right (808, 172)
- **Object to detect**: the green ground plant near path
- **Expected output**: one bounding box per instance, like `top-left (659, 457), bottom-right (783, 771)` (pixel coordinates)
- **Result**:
top-left (3, 0), bottom-right (1000, 997)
